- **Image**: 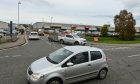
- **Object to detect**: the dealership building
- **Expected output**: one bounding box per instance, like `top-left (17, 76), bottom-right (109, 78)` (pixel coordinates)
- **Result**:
top-left (33, 22), bottom-right (99, 31)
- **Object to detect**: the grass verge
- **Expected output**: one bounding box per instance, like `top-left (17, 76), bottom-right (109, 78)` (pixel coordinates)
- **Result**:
top-left (86, 36), bottom-right (140, 44)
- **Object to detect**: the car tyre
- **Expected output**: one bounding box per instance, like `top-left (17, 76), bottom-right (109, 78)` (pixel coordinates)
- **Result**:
top-left (98, 69), bottom-right (108, 80)
top-left (74, 41), bottom-right (79, 45)
top-left (60, 39), bottom-right (64, 44)
top-left (26, 80), bottom-right (30, 84)
top-left (47, 78), bottom-right (62, 84)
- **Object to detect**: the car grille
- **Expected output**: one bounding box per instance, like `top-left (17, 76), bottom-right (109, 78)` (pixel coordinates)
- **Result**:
top-left (28, 68), bottom-right (33, 75)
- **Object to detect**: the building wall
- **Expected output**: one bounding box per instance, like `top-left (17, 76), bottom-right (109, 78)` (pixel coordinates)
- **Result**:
top-left (0, 21), bottom-right (9, 29)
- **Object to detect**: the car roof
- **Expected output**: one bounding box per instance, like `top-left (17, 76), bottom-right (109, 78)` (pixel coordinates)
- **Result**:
top-left (64, 46), bottom-right (102, 53)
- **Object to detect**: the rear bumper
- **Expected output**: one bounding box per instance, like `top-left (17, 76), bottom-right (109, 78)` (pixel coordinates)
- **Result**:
top-left (29, 37), bottom-right (40, 40)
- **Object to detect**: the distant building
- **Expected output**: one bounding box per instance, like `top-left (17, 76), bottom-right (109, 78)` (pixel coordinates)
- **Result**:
top-left (0, 21), bottom-right (9, 29)
top-left (0, 21), bottom-right (19, 30)
top-left (33, 22), bottom-right (98, 31)
top-left (108, 27), bottom-right (140, 33)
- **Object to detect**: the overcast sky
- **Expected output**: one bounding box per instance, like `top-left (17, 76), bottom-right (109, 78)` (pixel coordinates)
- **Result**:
top-left (0, 0), bottom-right (140, 26)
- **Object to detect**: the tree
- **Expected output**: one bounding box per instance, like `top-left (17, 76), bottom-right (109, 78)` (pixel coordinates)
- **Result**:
top-left (101, 25), bottom-right (108, 37)
top-left (114, 9), bottom-right (136, 40)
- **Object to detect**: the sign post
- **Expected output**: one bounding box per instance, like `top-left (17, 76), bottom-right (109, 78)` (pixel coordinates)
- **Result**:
top-left (10, 21), bottom-right (13, 40)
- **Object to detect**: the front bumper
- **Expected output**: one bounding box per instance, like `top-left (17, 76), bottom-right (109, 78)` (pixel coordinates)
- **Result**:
top-left (26, 68), bottom-right (43, 84)
top-left (79, 41), bottom-right (87, 45)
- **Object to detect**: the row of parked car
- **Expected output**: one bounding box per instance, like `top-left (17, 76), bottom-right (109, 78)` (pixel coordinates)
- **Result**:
top-left (0, 29), bottom-right (19, 37)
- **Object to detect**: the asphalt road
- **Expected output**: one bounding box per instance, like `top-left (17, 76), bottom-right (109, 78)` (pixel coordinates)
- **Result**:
top-left (0, 36), bottom-right (140, 84)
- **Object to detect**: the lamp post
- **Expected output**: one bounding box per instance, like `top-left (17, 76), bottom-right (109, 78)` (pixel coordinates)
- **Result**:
top-left (18, 1), bottom-right (21, 28)
top-left (50, 16), bottom-right (53, 28)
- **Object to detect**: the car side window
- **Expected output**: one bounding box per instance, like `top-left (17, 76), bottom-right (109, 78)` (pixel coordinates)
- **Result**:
top-left (66, 35), bottom-right (73, 38)
top-left (69, 52), bottom-right (89, 65)
top-left (90, 51), bottom-right (102, 61)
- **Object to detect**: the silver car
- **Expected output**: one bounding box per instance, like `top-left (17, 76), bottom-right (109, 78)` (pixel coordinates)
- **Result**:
top-left (26, 46), bottom-right (108, 84)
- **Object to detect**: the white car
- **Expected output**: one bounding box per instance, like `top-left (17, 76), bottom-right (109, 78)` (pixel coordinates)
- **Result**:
top-left (29, 32), bottom-right (40, 40)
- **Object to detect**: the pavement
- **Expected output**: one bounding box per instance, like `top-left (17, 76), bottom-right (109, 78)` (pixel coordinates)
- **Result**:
top-left (0, 34), bottom-right (27, 50)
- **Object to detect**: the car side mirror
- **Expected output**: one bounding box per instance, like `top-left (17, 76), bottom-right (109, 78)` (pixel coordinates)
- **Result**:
top-left (67, 62), bottom-right (74, 67)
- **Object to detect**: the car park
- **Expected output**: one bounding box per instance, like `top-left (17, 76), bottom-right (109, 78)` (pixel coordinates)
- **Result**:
top-left (29, 32), bottom-right (40, 40)
top-left (26, 46), bottom-right (108, 84)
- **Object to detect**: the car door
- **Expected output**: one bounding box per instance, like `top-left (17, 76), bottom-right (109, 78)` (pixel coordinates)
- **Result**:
top-left (64, 35), bottom-right (74, 44)
top-left (63, 52), bottom-right (91, 83)
top-left (89, 51), bottom-right (103, 76)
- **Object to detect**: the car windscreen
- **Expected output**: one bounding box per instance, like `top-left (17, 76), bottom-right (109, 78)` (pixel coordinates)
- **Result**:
top-left (30, 33), bottom-right (38, 36)
top-left (73, 34), bottom-right (80, 38)
top-left (47, 48), bottom-right (73, 64)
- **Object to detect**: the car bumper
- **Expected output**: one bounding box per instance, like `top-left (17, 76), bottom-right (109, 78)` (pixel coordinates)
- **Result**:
top-left (79, 42), bottom-right (87, 45)
top-left (29, 37), bottom-right (40, 40)
top-left (26, 69), bottom-right (44, 84)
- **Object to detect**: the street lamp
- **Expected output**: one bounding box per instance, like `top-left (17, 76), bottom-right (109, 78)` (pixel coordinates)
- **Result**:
top-left (18, 1), bottom-right (21, 28)
top-left (50, 16), bottom-right (53, 28)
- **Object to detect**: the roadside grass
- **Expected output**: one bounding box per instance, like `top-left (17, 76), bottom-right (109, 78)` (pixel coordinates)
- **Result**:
top-left (86, 36), bottom-right (140, 44)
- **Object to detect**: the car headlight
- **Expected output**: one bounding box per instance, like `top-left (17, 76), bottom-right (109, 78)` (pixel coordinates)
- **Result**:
top-left (31, 73), bottom-right (44, 81)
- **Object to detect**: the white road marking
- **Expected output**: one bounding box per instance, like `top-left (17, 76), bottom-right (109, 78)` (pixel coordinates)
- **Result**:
top-left (128, 54), bottom-right (140, 58)
top-left (13, 55), bottom-right (22, 57)
top-left (5, 56), bottom-right (9, 58)
top-left (108, 58), bottom-right (112, 61)
top-left (103, 47), bottom-right (130, 51)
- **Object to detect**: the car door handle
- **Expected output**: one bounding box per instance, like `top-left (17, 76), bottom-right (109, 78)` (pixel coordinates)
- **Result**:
top-left (88, 64), bottom-right (91, 66)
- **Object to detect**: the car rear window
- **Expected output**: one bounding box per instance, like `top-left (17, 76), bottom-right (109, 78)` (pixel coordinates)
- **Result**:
top-left (90, 51), bottom-right (102, 61)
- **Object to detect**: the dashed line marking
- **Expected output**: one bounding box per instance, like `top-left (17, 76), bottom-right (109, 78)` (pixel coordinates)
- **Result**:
top-left (5, 56), bottom-right (9, 58)
top-left (13, 55), bottom-right (22, 57)
top-left (108, 58), bottom-right (112, 61)
top-left (128, 54), bottom-right (140, 58)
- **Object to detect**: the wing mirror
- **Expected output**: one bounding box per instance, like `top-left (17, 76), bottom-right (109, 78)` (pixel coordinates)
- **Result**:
top-left (67, 62), bottom-right (74, 67)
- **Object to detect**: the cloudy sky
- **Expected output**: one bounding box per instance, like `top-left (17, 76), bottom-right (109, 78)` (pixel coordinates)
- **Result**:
top-left (0, 0), bottom-right (140, 26)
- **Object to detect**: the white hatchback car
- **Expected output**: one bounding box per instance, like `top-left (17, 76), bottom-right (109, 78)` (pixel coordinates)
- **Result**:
top-left (29, 32), bottom-right (40, 40)
top-left (27, 46), bottom-right (108, 84)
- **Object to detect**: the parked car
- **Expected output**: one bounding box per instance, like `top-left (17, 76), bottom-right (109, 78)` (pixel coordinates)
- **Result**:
top-left (28, 32), bottom-right (40, 40)
top-left (38, 29), bottom-right (44, 36)
top-left (26, 46), bottom-right (108, 84)
top-left (0, 32), bottom-right (3, 38)
top-left (107, 32), bottom-right (118, 37)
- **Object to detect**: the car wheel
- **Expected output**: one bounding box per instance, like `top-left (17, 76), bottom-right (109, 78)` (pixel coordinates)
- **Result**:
top-left (74, 41), bottom-right (79, 45)
top-left (47, 78), bottom-right (62, 84)
top-left (26, 80), bottom-right (30, 84)
top-left (48, 37), bottom-right (52, 42)
top-left (60, 39), bottom-right (64, 44)
top-left (98, 69), bottom-right (108, 79)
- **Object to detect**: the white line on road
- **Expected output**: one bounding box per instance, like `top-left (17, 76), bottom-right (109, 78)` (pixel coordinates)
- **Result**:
top-left (5, 56), bottom-right (9, 58)
top-left (128, 54), bottom-right (140, 58)
top-left (108, 58), bottom-right (112, 61)
top-left (12, 55), bottom-right (22, 57)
